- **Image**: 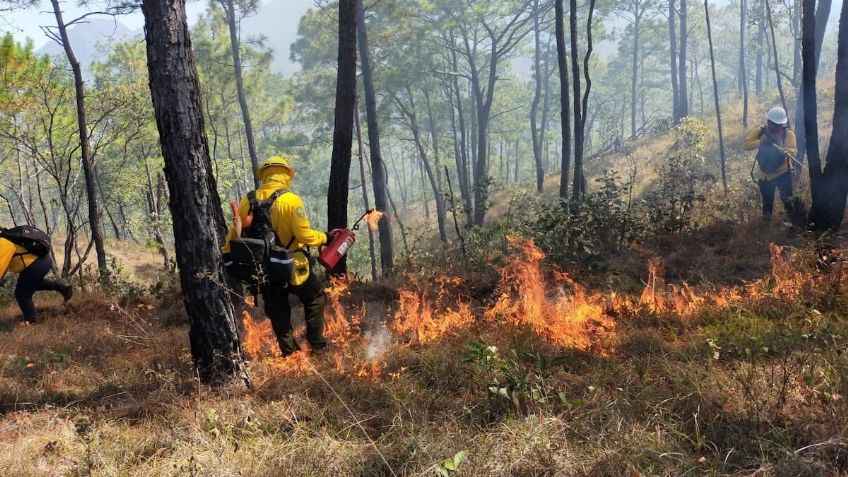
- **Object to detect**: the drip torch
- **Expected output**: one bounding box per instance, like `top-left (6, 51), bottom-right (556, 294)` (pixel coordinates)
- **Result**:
top-left (318, 209), bottom-right (380, 270)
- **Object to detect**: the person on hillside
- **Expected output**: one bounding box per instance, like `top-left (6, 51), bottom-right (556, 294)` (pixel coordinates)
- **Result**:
top-left (0, 231), bottom-right (72, 325)
top-left (223, 155), bottom-right (332, 356)
top-left (744, 107), bottom-right (799, 221)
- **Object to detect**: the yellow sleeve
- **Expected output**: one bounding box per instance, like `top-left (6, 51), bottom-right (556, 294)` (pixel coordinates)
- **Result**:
top-left (743, 127), bottom-right (765, 151)
top-left (0, 239), bottom-right (15, 280)
top-left (221, 197), bottom-right (250, 254)
top-left (273, 194), bottom-right (327, 248)
top-left (785, 129), bottom-right (798, 160)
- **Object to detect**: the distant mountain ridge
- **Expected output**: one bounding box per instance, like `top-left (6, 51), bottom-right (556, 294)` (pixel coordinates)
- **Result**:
top-left (36, 17), bottom-right (134, 69)
top-left (35, 0), bottom-right (314, 75)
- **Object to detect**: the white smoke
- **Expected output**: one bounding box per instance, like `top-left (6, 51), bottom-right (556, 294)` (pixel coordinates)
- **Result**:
top-left (364, 324), bottom-right (391, 360)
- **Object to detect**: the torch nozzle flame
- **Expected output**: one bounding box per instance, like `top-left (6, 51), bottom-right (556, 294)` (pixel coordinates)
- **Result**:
top-left (364, 210), bottom-right (385, 231)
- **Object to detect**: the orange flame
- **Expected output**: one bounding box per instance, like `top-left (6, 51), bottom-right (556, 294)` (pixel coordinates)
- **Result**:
top-left (242, 310), bottom-right (280, 361)
top-left (364, 210), bottom-right (385, 231)
top-left (483, 236), bottom-right (616, 354)
top-left (637, 258), bottom-right (704, 316)
top-left (392, 276), bottom-right (475, 345)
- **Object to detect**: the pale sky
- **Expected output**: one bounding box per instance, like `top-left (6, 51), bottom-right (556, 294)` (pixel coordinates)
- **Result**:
top-left (0, 0), bottom-right (209, 49)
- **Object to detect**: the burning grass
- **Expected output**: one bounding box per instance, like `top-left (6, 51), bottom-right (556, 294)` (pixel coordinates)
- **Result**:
top-left (1, 232), bottom-right (848, 475)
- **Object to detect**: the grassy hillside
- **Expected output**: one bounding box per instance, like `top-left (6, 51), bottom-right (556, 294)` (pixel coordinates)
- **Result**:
top-left (2, 90), bottom-right (847, 476)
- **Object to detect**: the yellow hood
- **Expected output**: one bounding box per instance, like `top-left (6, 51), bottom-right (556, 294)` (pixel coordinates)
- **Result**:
top-left (258, 166), bottom-right (294, 192)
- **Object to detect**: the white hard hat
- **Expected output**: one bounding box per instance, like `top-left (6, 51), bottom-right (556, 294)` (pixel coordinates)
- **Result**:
top-left (767, 107), bottom-right (788, 125)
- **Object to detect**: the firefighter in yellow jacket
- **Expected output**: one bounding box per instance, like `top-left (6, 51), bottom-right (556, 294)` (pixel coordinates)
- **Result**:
top-left (223, 155), bottom-right (332, 355)
top-left (0, 232), bottom-right (72, 325)
top-left (743, 107), bottom-right (798, 220)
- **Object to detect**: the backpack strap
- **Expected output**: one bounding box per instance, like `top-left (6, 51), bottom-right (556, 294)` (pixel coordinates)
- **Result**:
top-left (260, 189), bottom-right (287, 208)
top-left (247, 191), bottom-right (259, 213)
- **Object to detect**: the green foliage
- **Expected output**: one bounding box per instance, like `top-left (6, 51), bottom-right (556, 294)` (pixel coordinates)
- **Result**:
top-left (0, 278), bottom-right (14, 308)
top-left (435, 450), bottom-right (468, 477)
top-left (463, 341), bottom-right (572, 416)
top-left (101, 257), bottom-right (177, 303)
top-left (641, 118), bottom-right (711, 235)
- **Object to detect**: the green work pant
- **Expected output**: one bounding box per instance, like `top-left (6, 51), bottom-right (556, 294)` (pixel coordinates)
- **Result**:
top-left (262, 271), bottom-right (327, 356)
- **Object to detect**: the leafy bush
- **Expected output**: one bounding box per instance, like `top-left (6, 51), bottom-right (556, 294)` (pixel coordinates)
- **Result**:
top-left (463, 340), bottom-right (571, 416)
top-left (641, 118), bottom-right (712, 235)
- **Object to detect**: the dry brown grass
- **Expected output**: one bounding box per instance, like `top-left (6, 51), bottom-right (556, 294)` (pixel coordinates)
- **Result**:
top-left (2, 232), bottom-right (848, 476)
top-left (2, 90), bottom-right (847, 476)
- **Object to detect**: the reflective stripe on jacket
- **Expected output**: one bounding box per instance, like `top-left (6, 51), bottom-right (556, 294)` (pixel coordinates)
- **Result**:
top-left (222, 165), bottom-right (327, 285)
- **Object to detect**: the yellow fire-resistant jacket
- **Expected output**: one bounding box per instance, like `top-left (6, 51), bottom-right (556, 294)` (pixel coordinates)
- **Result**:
top-left (743, 126), bottom-right (798, 181)
top-left (0, 237), bottom-right (37, 280)
top-left (222, 166), bottom-right (327, 285)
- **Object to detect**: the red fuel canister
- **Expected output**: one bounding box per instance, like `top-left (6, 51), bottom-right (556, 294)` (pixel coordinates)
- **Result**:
top-left (318, 229), bottom-right (356, 270)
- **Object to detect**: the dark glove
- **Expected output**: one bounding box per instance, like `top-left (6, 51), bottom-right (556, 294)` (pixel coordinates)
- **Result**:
top-left (326, 229), bottom-right (344, 243)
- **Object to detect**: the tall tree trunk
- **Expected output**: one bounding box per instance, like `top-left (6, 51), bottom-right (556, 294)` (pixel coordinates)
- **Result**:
top-left (49, 0), bottom-right (108, 279)
top-left (670, 0), bottom-right (680, 120)
top-left (449, 45), bottom-right (473, 226)
top-left (793, 0), bottom-right (803, 86)
top-left (327, 0), bottom-right (358, 275)
top-left (571, 0), bottom-right (587, 199)
top-left (357, 0), bottom-right (393, 275)
top-left (740, 0), bottom-right (749, 127)
top-left (756, 0), bottom-right (765, 95)
top-left (765, 0), bottom-right (789, 111)
top-left (804, 0), bottom-right (823, 197)
top-left (795, 0), bottom-right (833, 160)
top-left (705, 0), bottom-right (728, 192)
top-left (581, 0), bottom-right (596, 182)
top-left (514, 137), bottom-right (520, 182)
top-left (630, 10), bottom-right (641, 139)
top-left (555, 0), bottom-right (573, 199)
top-left (541, 37), bottom-right (552, 170)
top-left (809, 0), bottom-right (848, 230)
top-left (144, 156), bottom-right (170, 268)
top-left (222, 0), bottom-right (260, 186)
top-left (531, 0), bottom-right (545, 193)
top-left (423, 89), bottom-right (443, 192)
top-left (354, 100), bottom-right (377, 281)
top-left (679, 0), bottom-right (689, 117)
top-left (141, 0), bottom-right (246, 386)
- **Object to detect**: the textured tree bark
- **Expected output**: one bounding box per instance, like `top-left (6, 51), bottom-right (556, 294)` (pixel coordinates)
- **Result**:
top-left (795, 0), bottom-right (833, 160)
top-left (678, 0), bottom-right (689, 117)
top-left (804, 0), bottom-right (823, 194)
top-left (394, 88), bottom-right (447, 243)
top-left (354, 100), bottom-right (377, 281)
top-left (580, 0), bottom-right (596, 189)
top-left (630, 6), bottom-right (641, 139)
top-left (356, 0), bottom-right (393, 275)
top-left (756, 0), bottom-right (765, 95)
top-left (740, 0), bottom-right (749, 128)
top-left (555, 0), bottom-right (572, 199)
top-left (223, 0), bottom-right (260, 186)
top-left (705, 0), bottom-right (728, 192)
top-left (141, 0), bottom-right (246, 385)
top-left (809, 0), bottom-right (848, 230)
top-left (327, 0), bottom-right (358, 275)
top-left (49, 0), bottom-right (108, 279)
top-left (669, 0), bottom-right (680, 120)
top-left (448, 44), bottom-right (473, 225)
top-left (531, 0), bottom-right (545, 193)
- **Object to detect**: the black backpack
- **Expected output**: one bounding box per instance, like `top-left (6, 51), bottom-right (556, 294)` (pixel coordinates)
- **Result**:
top-left (225, 190), bottom-right (294, 286)
top-left (1, 225), bottom-right (51, 257)
top-left (756, 127), bottom-right (788, 174)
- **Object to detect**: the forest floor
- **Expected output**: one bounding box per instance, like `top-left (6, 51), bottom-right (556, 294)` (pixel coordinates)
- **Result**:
top-left (1, 217), bottom-right (847, 477)
top-left (2, 90), bottom-right (848, 476)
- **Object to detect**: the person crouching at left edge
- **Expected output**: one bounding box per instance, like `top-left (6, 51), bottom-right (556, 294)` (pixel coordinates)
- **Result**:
top-left (0, 225), bottom-right (73, 325)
